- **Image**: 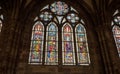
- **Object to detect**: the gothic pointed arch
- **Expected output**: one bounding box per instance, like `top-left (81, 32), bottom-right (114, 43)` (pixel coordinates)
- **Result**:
top-left (29, 1), bottom-right (90, 65)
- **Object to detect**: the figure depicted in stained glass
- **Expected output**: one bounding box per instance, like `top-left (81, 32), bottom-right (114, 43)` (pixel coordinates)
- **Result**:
top-left (45, 22), bottom-right (58, 65)
top-left (64, 42), bottom-right (73, 62)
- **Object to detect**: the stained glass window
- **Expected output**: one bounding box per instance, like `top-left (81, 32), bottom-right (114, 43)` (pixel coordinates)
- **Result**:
top-left (67, 13), bottom-right (79, 24)
top-left (0, 6), bottom-right (3, 32)
top-left (112, 10), bottom-right (120, 57)
top-left (29, 1), bottom-right (90, 65)
top-left (29, 21), bottom-right (44, 64)
top-left (75, 24), bottom-right (90, 65)
top-left (50, 1), bottom-right (69, 15)
top-left (40, 11), bottom-right (53, 21)
top-left (112, 26), bottom-right (120, 57)
top-left (114, 16), bottom-right (120, 25)
top-left (0, 20), bottom-right (2, 32)
top-left (45, 22), bottom-right (58, 65)
top-left (62, 23), bottom-right (75, 65)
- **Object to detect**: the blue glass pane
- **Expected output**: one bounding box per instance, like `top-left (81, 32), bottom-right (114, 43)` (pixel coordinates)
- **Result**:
top-left (76, 25), bottom-right (85, 32)
top-left (48, 23), bottom-right (57, 31)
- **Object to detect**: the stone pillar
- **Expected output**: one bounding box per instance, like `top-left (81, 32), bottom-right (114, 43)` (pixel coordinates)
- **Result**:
top-left (95, 25), bottom-right (114, 74)
top-left (102, 23), bottom-right (120, 74)
top-left (0, 17), bottom-right (23, 74)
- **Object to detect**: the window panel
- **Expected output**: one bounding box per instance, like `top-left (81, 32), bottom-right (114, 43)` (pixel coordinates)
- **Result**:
top-left (62, 23), bottom-right (75, 65)
top-left (79, 53), bottom-right (89, 64)
top-left (30, 51), bottom-right (41, 62)
top-left (76, 24), bottom-right (90, 65)
top-left (0, 20), bottom-right (2, 32)
top-left (114, 16), bottom-right (120, 25)
top-left (113, 10), bottom-right (120, 57)
top-left (40, 11), bottom-right (53, 21)
top-left (29, 21), bottom-right (44, 64)
top-left (67, 13), bottom-right (79, 24)
top-left (112, 26), bottom-right (120, 57)
top-left (29, 1), bottom-right (91, 65)
top-left (50, 1), bottom-right (69, 15)
top-left (45, 22), bottom-right (58, 65)
top-left (0, 7), bottom-right (3, 32)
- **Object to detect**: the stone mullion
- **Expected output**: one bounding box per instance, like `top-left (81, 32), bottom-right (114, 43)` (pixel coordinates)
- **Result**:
top-left (58, 26), bottom-right (62, 66)
top-left (73, 28), bottom-right (78, 65)
top-left (43, 26), bottom-right (46, 65)
top-left (103, 23), bottom-right (120, 74)
top-left (58, 25), bottom-right (62, 72)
